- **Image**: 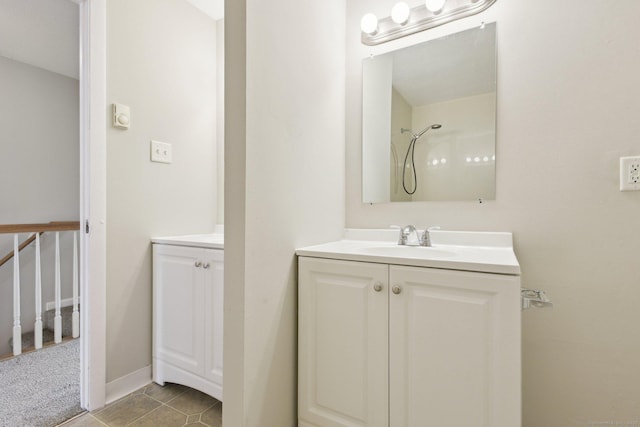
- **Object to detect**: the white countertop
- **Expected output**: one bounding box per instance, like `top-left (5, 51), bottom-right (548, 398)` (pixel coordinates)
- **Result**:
top-left (296, 229), bottom-right (520, 275)
top-left (152, 232), bottom-right (224, 249)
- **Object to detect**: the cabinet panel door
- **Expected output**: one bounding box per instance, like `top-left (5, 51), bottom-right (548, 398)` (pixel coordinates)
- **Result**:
top-left (389, 266), bottom-right (521, 427)
top-left (299, 257), bottom-right (388, 427)
top-left (204, 248), bottom-right (224, 387)
top-left (153, 245), bottom-right (205, 376)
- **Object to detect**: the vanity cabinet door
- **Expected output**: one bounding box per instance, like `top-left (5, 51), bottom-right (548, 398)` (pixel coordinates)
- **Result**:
top-left (298, 257), bottom-right (388, 427)
top-left (153, 244), bottom-right (206, 376)
top-left (153, 244), bottom-right (224, 400)
top-left (388, 265), bottom-right (521, 427)
top-left (203, 248), bottom-right (224, 390)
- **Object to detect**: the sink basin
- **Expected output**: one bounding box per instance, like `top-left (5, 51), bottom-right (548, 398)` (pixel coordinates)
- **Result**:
top-left (358, 246), bottom-right (456, 259)
top-left (295, 229), bottom-right (521, 275)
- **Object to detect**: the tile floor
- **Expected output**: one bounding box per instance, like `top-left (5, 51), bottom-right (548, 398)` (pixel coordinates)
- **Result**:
top-left (59, 382), bottom-right (222, 427)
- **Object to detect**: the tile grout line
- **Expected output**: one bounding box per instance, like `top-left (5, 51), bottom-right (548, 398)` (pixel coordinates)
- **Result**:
top-left (89, 413), bottom-right (111, 427)
top-left (133, 387), bottom-right (217, 425)
top-left (162, 393), bottom-right (194, 418)
top-left (59, 412), bottom-right (110, 427)
top-left (161, 388), bottom-right (219, 417)
top-left (121, 386), bottom-right (188, 426)
top-left (123, 403), bottom-right (165, 427)
top-left (164, 399), bottom-right (217, 419)
top-left (95, 387), bottom-right (163, 426)
top-left (89, 384), bottom-right (221, 427)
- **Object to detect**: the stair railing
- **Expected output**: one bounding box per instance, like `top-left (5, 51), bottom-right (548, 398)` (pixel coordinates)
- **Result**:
top-left (0, 221), bottom-right (80, 356)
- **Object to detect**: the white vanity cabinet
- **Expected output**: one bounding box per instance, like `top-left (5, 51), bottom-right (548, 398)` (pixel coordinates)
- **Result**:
top-left (298, 256), bottom-right (521, 427)
top-left (152, 240), bottom-right (223, 400)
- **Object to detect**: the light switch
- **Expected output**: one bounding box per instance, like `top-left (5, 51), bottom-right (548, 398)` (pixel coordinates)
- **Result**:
top-left (151, 140), bottom-right (172, 164)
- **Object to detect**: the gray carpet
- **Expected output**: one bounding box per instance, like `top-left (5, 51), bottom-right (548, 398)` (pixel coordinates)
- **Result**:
top-left (0, 339), bottom-right (82, 427)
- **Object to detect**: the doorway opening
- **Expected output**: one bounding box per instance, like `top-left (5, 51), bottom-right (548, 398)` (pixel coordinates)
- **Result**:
top-left (0, 0), bottom-right (87, 425)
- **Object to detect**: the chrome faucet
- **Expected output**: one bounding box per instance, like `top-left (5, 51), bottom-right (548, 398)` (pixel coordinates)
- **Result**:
top-left (398, 225), bottom-right (420, 246)
top-left (398, 225), bottom-right (440, 246)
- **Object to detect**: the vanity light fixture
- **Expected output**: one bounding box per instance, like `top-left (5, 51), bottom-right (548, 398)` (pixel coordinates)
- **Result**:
top-left (391, 2), bottom-right (411, 25)
top-left (360, 13), bottom-right (379, 35)
top-left (361, 0), bottom-right (497, 45)
top-left (425, 0), bottom-right (446, 13)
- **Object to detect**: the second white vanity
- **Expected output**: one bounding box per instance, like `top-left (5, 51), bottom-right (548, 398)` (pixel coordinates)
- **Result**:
top-left (151, 233), bottom-right (224, 401)
top-left (296, 229), bottom-right (521, 427)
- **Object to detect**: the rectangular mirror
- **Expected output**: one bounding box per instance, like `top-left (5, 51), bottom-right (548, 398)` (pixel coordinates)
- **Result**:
top-left (362, 23), bottom-right (497, 203)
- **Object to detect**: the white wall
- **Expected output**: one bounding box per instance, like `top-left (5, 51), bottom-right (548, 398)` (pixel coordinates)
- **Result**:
top-left (224, 0), bottom-right (346, 424)
top-left (106, 0), bottom-right (218, 382)
top-left (0, 57), bottom-right (79, 226)
top-left (347, 0), bottom-right (640, 425)
top-left (0, 56), bottom-right (79, 355)
top-left (216, 19), bottom-right (225, 224)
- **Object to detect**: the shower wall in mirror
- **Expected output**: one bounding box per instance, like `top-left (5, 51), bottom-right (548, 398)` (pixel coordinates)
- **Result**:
top-left (362, 23), bottom-right (497, 203)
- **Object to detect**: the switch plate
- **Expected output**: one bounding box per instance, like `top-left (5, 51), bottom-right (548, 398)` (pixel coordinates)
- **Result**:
top-left (620, 156), bottom-right (640, 191)
top-left (151, 140), bottom-right (172, 164)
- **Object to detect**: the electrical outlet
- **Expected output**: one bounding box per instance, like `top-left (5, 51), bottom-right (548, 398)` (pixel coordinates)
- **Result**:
top-left (620, 156), bottom-right (640, 191)
top-left (151, 140), bottom-right (172, 164)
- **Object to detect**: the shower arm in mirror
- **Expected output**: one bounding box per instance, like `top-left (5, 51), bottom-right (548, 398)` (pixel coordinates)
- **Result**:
top-left (361, 0), bottom-right (497, 46)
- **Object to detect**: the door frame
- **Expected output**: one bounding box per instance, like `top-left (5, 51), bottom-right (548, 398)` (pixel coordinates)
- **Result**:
top-left (78, 0), bottom-right (107, 411)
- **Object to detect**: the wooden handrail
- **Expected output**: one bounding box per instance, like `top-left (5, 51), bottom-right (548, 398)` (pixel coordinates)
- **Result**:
top-left (0, 221), bottom-right (80, 269)
top-left (0, 221), bottom-right (80, 234)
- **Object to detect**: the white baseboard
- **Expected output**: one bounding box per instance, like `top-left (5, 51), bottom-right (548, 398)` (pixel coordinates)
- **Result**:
top-left (45, 297), bottom-right (75, 311)
top-left (105, 365), bottom-right (152, 404)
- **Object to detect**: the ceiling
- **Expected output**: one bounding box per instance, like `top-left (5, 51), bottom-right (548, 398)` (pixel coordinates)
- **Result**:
top-left (185, 0), bottom-right (224, 20)
top-left (0, 0), bottom-right (223, 81)
top-left (0, 0), bottom-right (79, 79)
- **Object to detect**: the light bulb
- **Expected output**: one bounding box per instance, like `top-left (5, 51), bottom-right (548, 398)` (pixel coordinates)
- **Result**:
top-left (391, 2), bottom-right (410, 25)
top-left (466, 157), bottom-right (472, 163)
top-left (432, 159), bottom-right (439, 166)
top-left (425, 0), bottom-right (446, 13)
top-left (441, 158), bottom-right (447, 164)
top-left (361, 13), bottom-right (379, 35)
top-left (483, 156), bottom-right (489, 162)
top-left (474, 156), bottom-right (480, 162)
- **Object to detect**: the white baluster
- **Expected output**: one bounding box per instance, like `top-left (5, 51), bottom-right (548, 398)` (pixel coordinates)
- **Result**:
top-left (72, 231), bottom-right (79, 338)
top-left (54, 231), bottom-right (62, 344)
top-left (34, 233), bottom-right (43, 349)
top-left (12, 234), bottom-right (22, 356)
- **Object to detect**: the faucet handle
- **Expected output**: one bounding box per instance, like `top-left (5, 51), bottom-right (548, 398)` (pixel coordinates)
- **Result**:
top-left (420, 226), bottom-right (441, 247)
